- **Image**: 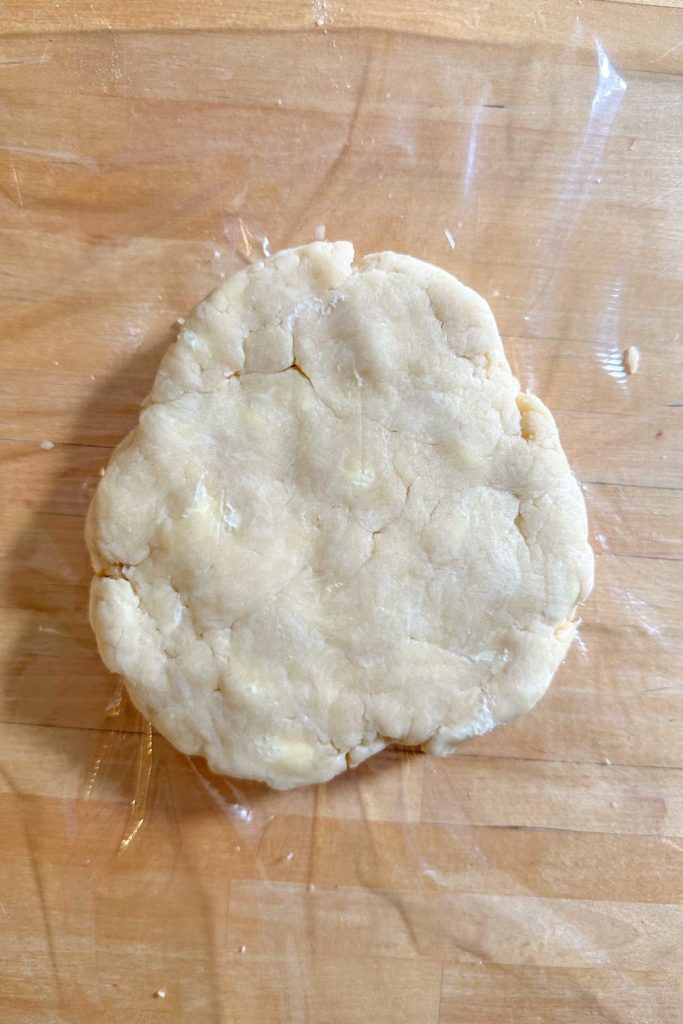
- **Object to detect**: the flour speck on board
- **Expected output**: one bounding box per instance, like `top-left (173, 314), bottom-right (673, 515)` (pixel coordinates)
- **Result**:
top-left (313, 0), bottom-right (329, 26)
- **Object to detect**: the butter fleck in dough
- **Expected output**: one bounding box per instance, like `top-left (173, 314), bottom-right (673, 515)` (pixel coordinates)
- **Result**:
top-left (87, 243), bottom-right (593, 789)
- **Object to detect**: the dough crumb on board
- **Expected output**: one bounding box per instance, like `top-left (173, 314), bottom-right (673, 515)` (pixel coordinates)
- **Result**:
top-left (623, 345), bottom-right (640, 375)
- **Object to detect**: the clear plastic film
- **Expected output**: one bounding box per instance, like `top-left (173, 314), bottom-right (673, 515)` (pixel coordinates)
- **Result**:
top-left (1, 10), bottom-right (681, 1023)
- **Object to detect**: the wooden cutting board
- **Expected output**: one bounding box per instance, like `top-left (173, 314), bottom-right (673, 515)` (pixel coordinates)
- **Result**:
top-left (1, 3), bottom-right (681, 1022)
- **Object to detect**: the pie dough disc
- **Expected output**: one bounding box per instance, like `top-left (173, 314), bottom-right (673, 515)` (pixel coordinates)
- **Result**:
top-left (87, 242), bottom-right (593, 789)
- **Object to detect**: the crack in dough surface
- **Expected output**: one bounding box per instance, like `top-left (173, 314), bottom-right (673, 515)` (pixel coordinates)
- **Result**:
top-left (87, 242), bottom-right (594, 789)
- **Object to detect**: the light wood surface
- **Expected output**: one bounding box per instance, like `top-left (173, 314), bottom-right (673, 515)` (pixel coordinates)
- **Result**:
top-left (1, 2), bottom-right (681, 1022)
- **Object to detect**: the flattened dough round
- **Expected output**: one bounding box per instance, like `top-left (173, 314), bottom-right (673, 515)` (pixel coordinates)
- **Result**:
top-left (87, 242), bottom-right (593, 789)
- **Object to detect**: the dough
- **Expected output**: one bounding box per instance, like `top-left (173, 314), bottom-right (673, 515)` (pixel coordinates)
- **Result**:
top-left (87, 242), bottom-right (593, 789)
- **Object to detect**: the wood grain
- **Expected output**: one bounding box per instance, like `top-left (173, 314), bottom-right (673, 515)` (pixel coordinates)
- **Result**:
top-left (1, 2), bottom-right (681, 1022)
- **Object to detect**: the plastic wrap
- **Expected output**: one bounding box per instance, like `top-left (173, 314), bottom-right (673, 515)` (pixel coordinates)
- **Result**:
top-left (2, 10), bottom-right (681, 1022)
